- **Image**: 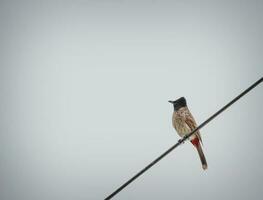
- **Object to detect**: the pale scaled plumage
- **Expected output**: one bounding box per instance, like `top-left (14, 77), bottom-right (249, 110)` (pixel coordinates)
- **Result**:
top-left (172, 106), bottom-right (202, 143)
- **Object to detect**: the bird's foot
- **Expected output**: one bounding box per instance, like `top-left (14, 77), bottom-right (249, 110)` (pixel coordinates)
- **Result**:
top-left (178, 139), bottom-right (185, 144)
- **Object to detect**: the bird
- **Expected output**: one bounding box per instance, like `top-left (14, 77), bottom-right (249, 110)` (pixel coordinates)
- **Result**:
top-left (169, 97), bottom-right (207, 170)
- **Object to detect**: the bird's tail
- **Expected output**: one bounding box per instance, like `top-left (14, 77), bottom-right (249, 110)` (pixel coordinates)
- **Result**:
top-left (191, 137), bottom-right (208, 170)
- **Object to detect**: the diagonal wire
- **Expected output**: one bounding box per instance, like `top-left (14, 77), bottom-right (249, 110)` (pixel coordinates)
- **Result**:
top-left (105, 77), bottom-right (263, 200)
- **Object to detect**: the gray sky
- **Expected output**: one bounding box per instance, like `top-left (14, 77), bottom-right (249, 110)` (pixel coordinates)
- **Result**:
top-left (0, 1), bottom-right (263, 200)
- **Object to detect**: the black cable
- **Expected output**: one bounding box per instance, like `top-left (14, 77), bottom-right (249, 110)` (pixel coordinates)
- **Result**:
top-left (105, 77), bottom-right (263, 200)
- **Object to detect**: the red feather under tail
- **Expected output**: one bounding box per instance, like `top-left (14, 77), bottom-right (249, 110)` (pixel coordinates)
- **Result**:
top-left (190, 137), bottom-right (208, 170)
top-left (190, 137), bottom-right (200, 147)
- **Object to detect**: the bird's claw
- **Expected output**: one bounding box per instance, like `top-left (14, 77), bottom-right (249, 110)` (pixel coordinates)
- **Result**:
top-left (178, 139), bottom-right (185, 144)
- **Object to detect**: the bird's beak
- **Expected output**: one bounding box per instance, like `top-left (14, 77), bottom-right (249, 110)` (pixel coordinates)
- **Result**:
top-left (168, 100), bottom-right (173, 104)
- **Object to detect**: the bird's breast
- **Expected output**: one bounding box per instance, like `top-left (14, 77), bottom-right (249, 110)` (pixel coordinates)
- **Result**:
top-left (172, 111), bottom-right (191, 137)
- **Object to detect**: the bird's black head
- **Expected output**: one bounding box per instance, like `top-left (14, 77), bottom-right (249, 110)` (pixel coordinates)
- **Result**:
top-left (168, 97), bottom-right (187, 111)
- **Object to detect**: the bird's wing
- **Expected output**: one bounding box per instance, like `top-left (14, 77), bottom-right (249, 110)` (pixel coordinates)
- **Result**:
top-left (184, 113), bottom-right (203, 145)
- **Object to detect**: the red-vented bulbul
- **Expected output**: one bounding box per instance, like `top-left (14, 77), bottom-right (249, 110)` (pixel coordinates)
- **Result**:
top-left (169, 97), bottom-right (207, 170)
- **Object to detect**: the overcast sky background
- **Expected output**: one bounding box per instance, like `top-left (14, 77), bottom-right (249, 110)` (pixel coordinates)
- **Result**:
top-left (0, 0), bottom-right (263, 200)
